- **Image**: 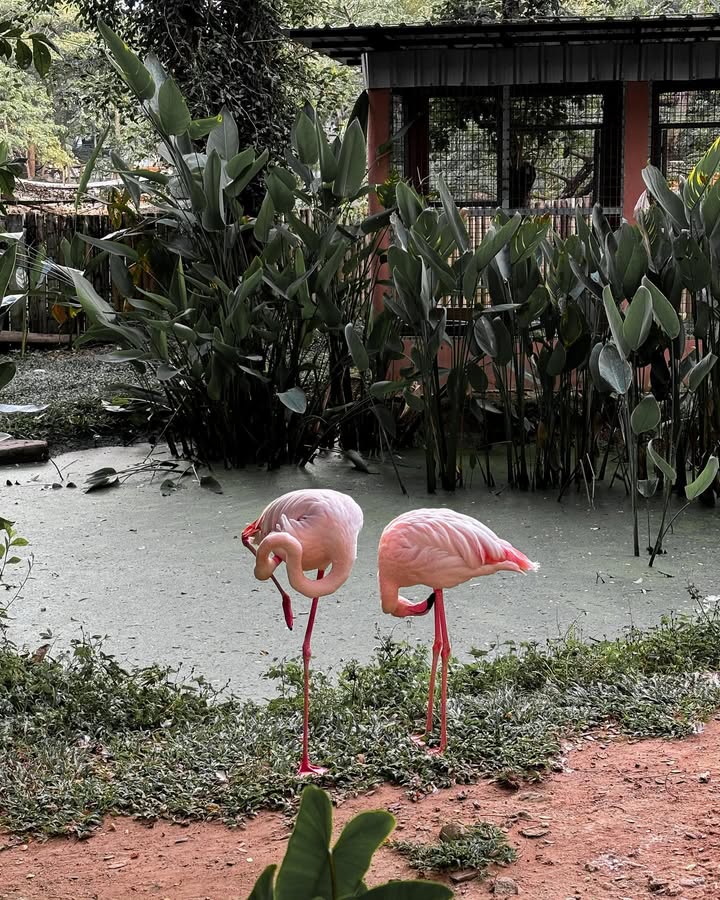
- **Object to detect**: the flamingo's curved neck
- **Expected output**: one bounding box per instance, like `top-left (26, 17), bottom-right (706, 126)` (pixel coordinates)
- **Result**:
top-left (257, 533), bottom-right (353, 598)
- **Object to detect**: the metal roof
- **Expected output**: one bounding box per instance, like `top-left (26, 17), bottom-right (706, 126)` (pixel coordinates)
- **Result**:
top-left (287, 15), bottom-right (720, 65)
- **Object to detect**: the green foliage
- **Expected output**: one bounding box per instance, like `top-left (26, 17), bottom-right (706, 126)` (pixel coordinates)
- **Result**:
top-left (252, 785), bottom-right (450, 899)
top-left (35, 0), bottom-right (311, 161)
top-left (71, 25), bottom-right (391, 467)
top-left (392, 822), bottom-right (516, 873)
top-left (1, 605), bottom-right (720, 839)
top-left (0, 517), bottom-right (31, 639)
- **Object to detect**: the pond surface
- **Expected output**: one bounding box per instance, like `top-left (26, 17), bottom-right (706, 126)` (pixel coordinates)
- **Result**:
top-left (3, 444), bottom-right (719, 700)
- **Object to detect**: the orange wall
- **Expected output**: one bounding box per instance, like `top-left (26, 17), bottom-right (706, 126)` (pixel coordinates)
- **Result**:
top-left (623, 82), bottom-right (651, 222)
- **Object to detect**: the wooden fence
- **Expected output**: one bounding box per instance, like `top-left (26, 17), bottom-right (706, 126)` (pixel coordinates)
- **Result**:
top-left (1, 212), bottom-right (114, 344)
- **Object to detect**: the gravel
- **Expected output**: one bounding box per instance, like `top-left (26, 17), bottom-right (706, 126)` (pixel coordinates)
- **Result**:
top-left (1, 348), bottom-right (138, 406)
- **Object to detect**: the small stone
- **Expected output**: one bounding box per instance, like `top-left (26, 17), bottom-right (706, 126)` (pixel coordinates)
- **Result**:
top-left (698, 771), bottom-right (711, 783)
top-left (493, 875), bottom-right (520, 895)
top-left (679, 876), bottom-right (706, 888)
top-left (520, 826), bottom-right (549, 839)
top-left (439, 823), bottom-right (467, 842)
top-left (449, 869), bottom-right (477, 884)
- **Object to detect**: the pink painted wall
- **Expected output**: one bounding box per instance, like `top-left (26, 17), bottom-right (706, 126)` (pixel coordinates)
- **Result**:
top-left (367, 88), bottom-right (392, 313)
top-left (623, 82), bottom-right (651, 223)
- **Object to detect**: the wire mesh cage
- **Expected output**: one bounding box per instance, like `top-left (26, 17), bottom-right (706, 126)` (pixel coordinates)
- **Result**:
top-left (653, 84), bottom-right (720, 185)
top-left (391, 86), bottom-right (623, 218)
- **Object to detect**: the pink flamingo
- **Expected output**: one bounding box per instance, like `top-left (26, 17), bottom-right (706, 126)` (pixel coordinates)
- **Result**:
top-left (242, 489), bottom-right (363, 776)
top-left (378, 509), bottom-right (538, 753)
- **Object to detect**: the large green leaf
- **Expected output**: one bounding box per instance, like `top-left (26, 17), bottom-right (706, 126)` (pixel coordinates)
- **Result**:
top-left (292, 110), bottom-right (319, 166)
top-left (647, 438), bottom-right (677, 484)
top-left (437, 175), bottom-right (468, 253)
top-left (75, 123), bottom-right (110, 210)
top-left (202, 149), bottom-right (225, 230)
top-left (187, 114), bottom-right (223, 140)
top-left (275, 785), bottom-right (332, 899)
top-left (226, 149), bottom-right (269, 198)
top-left (67, 268), bottom-right (116, 325)
top-left (546, 342), bottom-right (566, 377)
top-left (247, 864), bottom-right (276, 900)
top-left (623, 285), bottom-right (653, 351)
top-left (265, 167), bottom-right (296, 214)
top-left (158, 77), bottom-right (191, 135)
top-left (641, 276), bottom-right (680, 339)
top-left (333, 119), bottom-right (366, 199)
top-left (315, 123), bottom-right (338, 184)
top-left (631, 394), bottom-right (661, 434)
top-left (602, 285), bottom-right (629, 358)
top-left (642, 164), bottom-right (688, 231)
top-left (0, 242), bottom-right (18, 297)
top-left (685, 455), bottom-right (719, 500)
top-left (253, 192), bottom-right (275, 243)
top-left (277, 386), bottom-right (307, 415)
top-left (598, 342), bottom-right (632, 395)
top-left (673, 232), bottom-right (711, 292)
top-left (77, 233), bottom-right (139, 261)
top-left (491, 317), bottom-right (513, 366)
top-left (396, 182), bottom-right (423, 228)
top-left (683, 136), bottom-right (720, 212)
top-left (473, 316), bottom-right (497, 357)
top-left (332, 810), bottom-right (395, 897)
top-left (475, 213), bottom-right (521, 271)
top-left (0, 360), bottom-right (16, 391)
top-left (98, 19), bottom-right (155, 100)
top-left (206, 106), bottom-right (238, 160)
top-left (687, 352), bottom-right (717, 392)
top-left (344, 324), bottom-right (369, 372)
top-left (589, 341), bottom-right (612, 393)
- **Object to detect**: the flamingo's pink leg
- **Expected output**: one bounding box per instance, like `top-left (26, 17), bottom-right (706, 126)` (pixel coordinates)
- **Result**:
top-left (436, 591), bottom-right (450, 754)
top-left (241, 530), bottom-right (294, 630)
top-left (297, 569), bottom-right (328, 778)
top-left (412, 595), bottom-right (442, 747)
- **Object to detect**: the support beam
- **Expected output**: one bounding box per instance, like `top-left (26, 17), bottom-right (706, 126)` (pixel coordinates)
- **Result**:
top-left (622, 81), bottom-right (651, 223)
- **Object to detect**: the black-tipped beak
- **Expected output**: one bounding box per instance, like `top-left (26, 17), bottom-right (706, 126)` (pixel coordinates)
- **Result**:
top-left (425, 590), bottom-right (436, 613)
top-left (282, 594), bottom-right (294, 631)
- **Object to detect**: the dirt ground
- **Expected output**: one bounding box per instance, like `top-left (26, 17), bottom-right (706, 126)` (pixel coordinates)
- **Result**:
top-left (1, 719), bottom-right (719, 900)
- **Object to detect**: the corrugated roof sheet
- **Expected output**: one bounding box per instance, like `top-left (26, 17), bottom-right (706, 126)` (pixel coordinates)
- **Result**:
top-left (287, 15), bottom-right (720, 65)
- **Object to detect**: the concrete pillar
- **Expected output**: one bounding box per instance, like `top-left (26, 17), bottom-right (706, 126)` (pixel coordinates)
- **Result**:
top-left (367, 88), bottom-right (392, 311)
top-left (622, 81), bottom-right (651, 223)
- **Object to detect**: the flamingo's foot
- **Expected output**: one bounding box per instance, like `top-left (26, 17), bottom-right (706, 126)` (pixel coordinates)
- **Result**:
top-left (297, 760), bottom-right (328, 777)
top-left (426, 745), bottom-right (446, 756)
top-left (410, 733), bottom-right (427, 747)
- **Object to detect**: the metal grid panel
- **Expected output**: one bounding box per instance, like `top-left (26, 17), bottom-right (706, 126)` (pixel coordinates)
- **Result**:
top-left (509, 93), bottom-right (618, 209)
top-left (391, 92), bottom-right (407, 182)
top-left (427, 93), bottom-right (500, 206)
top-left (655, 86), bottom-right (720, 185)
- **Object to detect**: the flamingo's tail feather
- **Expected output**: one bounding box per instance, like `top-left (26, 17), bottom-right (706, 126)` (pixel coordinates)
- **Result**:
top-left (505, 546), bottom-right (540, 573)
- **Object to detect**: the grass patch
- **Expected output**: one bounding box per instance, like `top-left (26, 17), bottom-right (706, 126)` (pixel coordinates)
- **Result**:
top-left (392, 823), bottom-right (516, 874)
top-left (0, 399), bottom-right (143, 451)
top-left (1, 601), bottom-right (720, 838)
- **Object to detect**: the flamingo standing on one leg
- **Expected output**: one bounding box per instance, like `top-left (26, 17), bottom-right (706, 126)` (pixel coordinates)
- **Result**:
top-left (242, 489), bottom-right (363, 776)
top-left (377, 509), bottom-right (538, 753)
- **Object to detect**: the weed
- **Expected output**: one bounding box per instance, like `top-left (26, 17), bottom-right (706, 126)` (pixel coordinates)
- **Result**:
top-left (0, 399), bottom-right (143, 451)
top-left (0, 604), bottom-right (719, 838)
top-left (392, 823), bottom-right (516, 874)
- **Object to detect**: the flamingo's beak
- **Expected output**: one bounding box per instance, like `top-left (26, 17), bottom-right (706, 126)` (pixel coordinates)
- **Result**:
top-left (395, 592), bottom-right (435, 617)
top-left (282, 593), bottom-right (294, 630)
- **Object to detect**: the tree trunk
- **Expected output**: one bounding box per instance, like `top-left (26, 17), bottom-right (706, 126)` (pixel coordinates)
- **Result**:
top-left (26, 143), bottom-right (36, 179)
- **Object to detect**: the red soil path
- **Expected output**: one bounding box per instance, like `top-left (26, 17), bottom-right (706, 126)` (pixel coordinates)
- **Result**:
top-left (1, 719), bottom-right (719, 899)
